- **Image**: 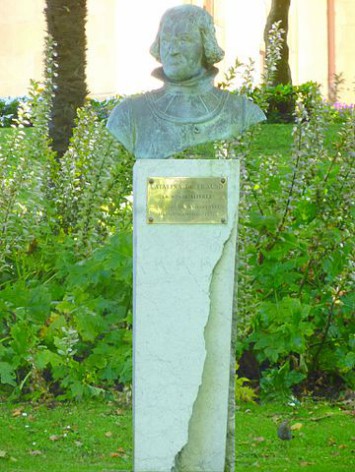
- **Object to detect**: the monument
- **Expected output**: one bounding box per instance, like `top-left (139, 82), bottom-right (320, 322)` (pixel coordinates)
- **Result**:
top-left (107, 5), bottom-right (265, 471)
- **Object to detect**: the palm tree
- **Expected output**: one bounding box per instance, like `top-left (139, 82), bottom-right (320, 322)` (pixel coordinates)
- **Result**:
top-left (44, 0), bottom-right (88, 157)
top-left (264, 0), bottom-right (292, 85)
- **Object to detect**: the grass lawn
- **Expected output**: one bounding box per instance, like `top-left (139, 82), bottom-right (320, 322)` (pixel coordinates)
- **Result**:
top-left (235, 401), bottom-right (355, 471)
top-left (0, 399), bottom-right (354, 471)
top-left (250, 123), bottom-right (342, 158)
top-left (0, 127), bottom-right (15, 136)
top-left (0, 123), bottom-right (341, 155)
top-left (251, 123), bottom-right (294, 158)
top-left (0, 401), bottom-right (133, 472)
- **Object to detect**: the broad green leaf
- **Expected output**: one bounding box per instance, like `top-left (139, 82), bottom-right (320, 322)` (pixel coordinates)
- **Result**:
top-left (0, 361), bottom-right (16, 386)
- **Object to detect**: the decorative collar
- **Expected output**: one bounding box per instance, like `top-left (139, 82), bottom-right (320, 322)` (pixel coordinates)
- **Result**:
top-left (147, 67), bottom-right (227, 124)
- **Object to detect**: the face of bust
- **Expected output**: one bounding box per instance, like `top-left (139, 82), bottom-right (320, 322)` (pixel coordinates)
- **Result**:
top-left (159, 18), bottom-right (205, 82)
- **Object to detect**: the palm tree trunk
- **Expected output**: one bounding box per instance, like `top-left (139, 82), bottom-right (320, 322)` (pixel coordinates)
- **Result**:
top-left (264, 0), bottom-right (292, 85)
top-left (45, 0), bottom-right (88, 157)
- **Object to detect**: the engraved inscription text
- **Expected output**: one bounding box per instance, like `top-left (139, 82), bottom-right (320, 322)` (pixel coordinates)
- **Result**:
top-left (147, 177), bottom-right (228, 224)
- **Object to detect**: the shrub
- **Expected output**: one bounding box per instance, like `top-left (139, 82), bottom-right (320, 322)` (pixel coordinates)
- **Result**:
top-left (88, 96), bottom-right (122, 122)
top-left (330, 101), bottom-right (355, 123)
top-left (236, 84), bottom-right (355, 401)
top-left (0, 52), bottom-right (134, 400)
top-left (215, 38), bottom-right (354, 400)
top-left (0, 96), bottom-right (26, 127)
top-left (250, 81), bottom-right (323, 123)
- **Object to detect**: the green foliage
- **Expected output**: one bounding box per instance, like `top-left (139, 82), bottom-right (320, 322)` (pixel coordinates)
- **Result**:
top-left (0, 96), bottom-right (123, 128)
top-left (0, 97), bottom-right (25, 127)
top-left (0, 67), bottom-right (134, 400)
top-left (219, 33), bottom-right (354, 398)
top-left (260, 362), bottom-right (306, 402)
top-left (262, 20), bottom-right (285, 88)
top-left (251, 81), bottom-right (322, 123)
top-left (236, 79), bottom-right (355, 397)
top-left (235, 362), bottom-right (257, 404)
top-left (329, 101), bottom-right (355, 124)
top-left (88, 96), bottom-right (122, 122)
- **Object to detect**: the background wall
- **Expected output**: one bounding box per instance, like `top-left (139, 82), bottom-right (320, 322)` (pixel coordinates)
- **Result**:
top-left (335, 0), bottom-right (355, 103)
top-left (288, 0), bottom-right (328, 97)
top-left (0, 0), bottom-right (45, 97)
top-left (86, 0), bottom-right (117, 97)
top-left (1, 0), bottom-right (354, 102)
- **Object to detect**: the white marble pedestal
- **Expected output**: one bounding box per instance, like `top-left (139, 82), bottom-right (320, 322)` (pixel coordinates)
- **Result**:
top-left (133, 159), bottom-right (239, 472)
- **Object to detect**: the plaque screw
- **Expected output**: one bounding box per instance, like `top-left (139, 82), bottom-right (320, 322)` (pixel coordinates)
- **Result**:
top-left (149, 178), bottom-right (154, 184)
top-left (221, 217), bottom-right (226, 224)
top-left (221, 177), bottom-right (226, 184)
top-left (148, 216), bottom-right (154, 223)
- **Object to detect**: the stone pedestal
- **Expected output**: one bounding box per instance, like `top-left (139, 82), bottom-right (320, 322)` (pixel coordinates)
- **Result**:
top-left (133, 159), bottom-right (239, 472)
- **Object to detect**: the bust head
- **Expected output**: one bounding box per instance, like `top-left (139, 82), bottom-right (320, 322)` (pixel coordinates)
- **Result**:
top-left (150, 5), bottom-right (224, 82)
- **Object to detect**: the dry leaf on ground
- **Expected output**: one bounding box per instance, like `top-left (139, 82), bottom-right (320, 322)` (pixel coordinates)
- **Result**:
top-left (110, 447), bottom-right (126, 458)
top-left (29, 450), bottom-right (42, 456)
top-left (291, 422), bottom-right (303, 431)
top-left (11, 408), bottom-right (24, 417)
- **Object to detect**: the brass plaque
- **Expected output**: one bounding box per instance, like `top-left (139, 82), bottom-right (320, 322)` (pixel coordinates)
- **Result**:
top-left (146, 177), bottom-right (228, 224)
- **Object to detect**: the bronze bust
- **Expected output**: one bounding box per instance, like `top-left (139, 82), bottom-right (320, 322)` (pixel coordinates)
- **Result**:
top-left (107, 5), bottom-right (265, 159)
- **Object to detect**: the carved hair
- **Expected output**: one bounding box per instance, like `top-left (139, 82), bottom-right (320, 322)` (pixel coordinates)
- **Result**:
top-left (150, 5), bottom-right (225, 67)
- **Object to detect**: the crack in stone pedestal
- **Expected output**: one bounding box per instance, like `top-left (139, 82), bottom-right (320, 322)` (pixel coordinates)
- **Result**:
top-left (171, 226), bottom-right (236, 472)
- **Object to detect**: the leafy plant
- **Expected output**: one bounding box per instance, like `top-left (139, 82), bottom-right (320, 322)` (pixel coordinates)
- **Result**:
top-left (89, 96), bottom-right (123, 121)
top-left (0, 96), bottom-right (26, 127)
top-left (236, 77), bottom-right (355, 396)
top-left (0, 41), bottom-right (134, 401)
top-left (249, 81), bottom-right (324, 123)
top-left (235, 362), bottom-right (257, 404)
top-left (260, 361), bottom-right (305, 402)
top-left (216, 25), bottom-right (354, 398)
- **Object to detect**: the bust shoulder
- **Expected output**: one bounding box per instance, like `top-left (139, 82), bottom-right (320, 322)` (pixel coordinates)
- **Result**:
top-left (107, 95), bottom-right (145, 154)
top-left (226, 93), bottom-right (266, 132)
